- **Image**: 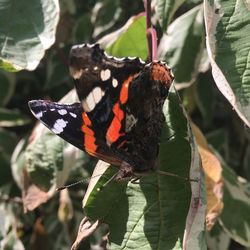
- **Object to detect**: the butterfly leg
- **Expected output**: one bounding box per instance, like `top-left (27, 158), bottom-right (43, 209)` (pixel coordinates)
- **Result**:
top-left (115, 161), bottom-right (135, 181)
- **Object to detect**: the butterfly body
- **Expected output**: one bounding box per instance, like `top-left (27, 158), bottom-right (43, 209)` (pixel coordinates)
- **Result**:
top-left (29, 44), bottom-right (174, 180)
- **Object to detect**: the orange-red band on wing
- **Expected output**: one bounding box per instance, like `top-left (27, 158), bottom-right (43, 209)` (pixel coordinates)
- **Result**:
top-left (82, 75), bottom-right (136, 151)
top-left (106, 103), bottom-right (125, 144)
top-left (106, 75), bottom-right (136, 145)
top-left (82, 124), bottom-right (94, 136)
top-left (82, 112), bottom-right (92, 126)
top-left (113, 103), bottom-right (124, 121)
top-left (120, 76), bottom-right (133, 104)
top-left (84, 134), bottom-right (97, 155)
top-left (81, 112), bottom-right (97, 154)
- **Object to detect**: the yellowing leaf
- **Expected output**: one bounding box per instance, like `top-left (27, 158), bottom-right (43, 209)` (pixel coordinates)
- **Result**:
top-left (191, 122), bottom-right (223, 230)
top-left (58, 189), bottom-right (73, 223)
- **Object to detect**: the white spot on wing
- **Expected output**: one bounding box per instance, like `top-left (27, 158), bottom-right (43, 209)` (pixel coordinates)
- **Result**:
top-left (94, 66), bottom-right (98, 70)
top-left (58, 109), bottom-right (67, 115)
top-left (114, 56), bottom-right (125, 61)
top-left (82, 87), bottom-right (105, 112)
top-left (82, 91), bottom-right (95, 112)
top-left (86, 44), bottom-right (95, 48)
top-left (51, 119), bottom-right (68, 134)
top-left (126, 114), bottom-right (137, 132)
top-left (112, 78), bottom-right (118, 88)
top-left (100, 69), bottom-right (111, 81)
top-left (69, 112), bottom-right (77, 118)
top-left (139, 58), bottom-right (145, 64)
top-left (92, 87), bottom-right (102, 104)
top-left (82, 101), bottom-right (91, 112)
top-left (36, 111), bottom-right (43, 119)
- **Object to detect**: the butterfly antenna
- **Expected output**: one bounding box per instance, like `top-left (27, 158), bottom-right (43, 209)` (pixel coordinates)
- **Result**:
top-left (56, 174), bottom-right (105, 191)
top-left (156, 170), bottom-right (199, 182)
top-left (97, 172), bottom-right (119, 192)
top-left (56, 180), bottom-right (85, 191)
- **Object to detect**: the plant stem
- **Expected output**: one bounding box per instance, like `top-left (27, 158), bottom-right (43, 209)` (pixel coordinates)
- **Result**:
top-left (145, 0), bottom-right (157, 61)
top-left (145, 0), bottom-right (152, 61)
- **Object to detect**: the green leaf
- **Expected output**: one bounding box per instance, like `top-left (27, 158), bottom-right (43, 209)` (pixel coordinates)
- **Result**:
top-left (0, 129), bottom-right (17, 185)
top-left (0, 0), bottom-right (59, 71)
top-left (0, 152), bottom-right (12, 186)
top-left (206, 222), bottom-right (230, 250)
top-left (0, 59), bottom-right (18, 72)
top-left (204, 0), bottom-right (250, 127)
top-left (195, 72), bottom-right (216, 126)
top-left (155, 0), bottom-right (186, 30)
top-left (0, 70), bottom-right (16, 107)
top-left (0, 204), bottom-right (25, 250)
top-left (0, 108), bottom-right (30, 127)
top-left (25, 133), bottom-right (64, 191)
top-left (92, 0), bottom-right (121, 39)
top-left (243, 144), bottom-right (250, 180)
top-left (44, 51), bottom-right (71, 90)
top-left (103, 15), bottom-right (148, 60)
top-left (83, 87), bottom-right (205, 249)
top-left (0, 231), bottom-right (25, 250)
top-left (73, 14), bottom-right (93, 44)
top-left (158, 5), bottom-right (204, 84)
top-left (219, 165), bottom-right (250, 247)
top-left (11, 138), bottom-right (28, 189)
top-left (0, 128), bottom-right (17, 155)
top-left (206, 129), bottom-right (228, 154)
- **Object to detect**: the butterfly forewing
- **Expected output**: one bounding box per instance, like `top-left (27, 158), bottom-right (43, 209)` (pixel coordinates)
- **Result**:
top-left (68, 43), bottom-right (146, 152)
top-left (29, 101), bottom-right (84, 149)
top-left (28, 100), bottom-right (123, 167)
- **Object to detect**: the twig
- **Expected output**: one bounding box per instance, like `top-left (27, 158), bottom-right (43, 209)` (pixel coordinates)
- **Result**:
top-left (145, 0), bottom-right (152, 61)
top-left (144, 0), bottom-right (158, 61)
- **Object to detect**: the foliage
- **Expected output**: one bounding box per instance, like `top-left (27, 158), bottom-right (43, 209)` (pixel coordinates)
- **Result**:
top-left (0, 0), bottom-right (250, 249)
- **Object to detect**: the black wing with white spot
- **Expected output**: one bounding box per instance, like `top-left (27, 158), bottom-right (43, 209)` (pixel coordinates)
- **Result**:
top-left (69, 43), bottom-right (145, 103)
top-left (28, 100), bottom-right (84, 150)
top-left (28, 99), bottom-right (124, 167)
top-left (68, 43), bottom-right (146, 141)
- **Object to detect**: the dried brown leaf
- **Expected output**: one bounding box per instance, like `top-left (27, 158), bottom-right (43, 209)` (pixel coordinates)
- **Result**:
top-left (71, 217), bottom-right (100, 250)
top-left (23, 184), bottom-right (50, 211)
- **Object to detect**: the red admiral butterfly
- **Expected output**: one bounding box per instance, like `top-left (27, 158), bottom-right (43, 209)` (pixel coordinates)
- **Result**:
top-left (29, 44), bottom-right (174, 181)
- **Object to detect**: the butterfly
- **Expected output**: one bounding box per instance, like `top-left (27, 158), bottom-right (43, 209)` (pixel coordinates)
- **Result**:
top-left (29, 44), bottom-right (174, 181)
